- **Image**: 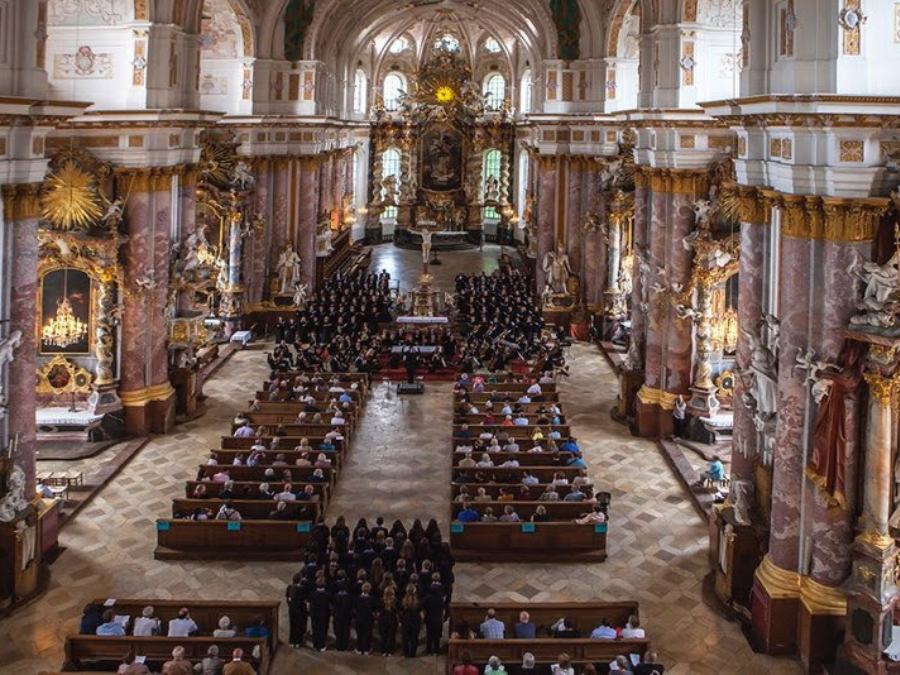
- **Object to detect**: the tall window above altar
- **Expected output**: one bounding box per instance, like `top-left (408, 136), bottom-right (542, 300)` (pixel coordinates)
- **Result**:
top-left (384, 73), bottom-right (406, 111)
top-left (484, 74), bottom-right (506, 111)
top-left (382, 148), bottom-right (401, 220)
top-left (483, 149), bottom-right (502, 220)
top-left (354, 69), bottom-right (368, 114)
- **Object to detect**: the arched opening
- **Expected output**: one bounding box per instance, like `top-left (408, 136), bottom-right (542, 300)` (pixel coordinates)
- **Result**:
top-left (198, 0), bottom-right (254, 115)
top-left (483, 73), bottom-right (506, 111)
top-left (520, 69), bottom-right (533, 114)
top-left (482, 148), bottom-right (502, 221)
top-left (383, 72), bottom-right (406, 111)
top-left (353, 68), bottom-right (368, 114)
top-left (381, 147), bottom-right (401, 221)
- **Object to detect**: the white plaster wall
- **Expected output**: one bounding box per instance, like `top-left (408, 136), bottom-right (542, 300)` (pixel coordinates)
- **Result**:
top-left (46, 26), bottom-right (135, 109)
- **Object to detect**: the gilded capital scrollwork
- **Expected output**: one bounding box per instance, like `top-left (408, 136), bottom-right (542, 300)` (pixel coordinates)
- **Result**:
top-left (863, 370), bottom-right (898, 406)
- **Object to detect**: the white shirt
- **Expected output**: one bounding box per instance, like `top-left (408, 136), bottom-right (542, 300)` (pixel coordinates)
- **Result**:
top-left (621, 626), bottom-right (645, 638)
top-left (276, 491), bottom-right (297, 501)
top-left (330, 417), bottom-right (346, 425)
top-left (167, 617), bottom-right (198, 637)
top-left (133, 617), bottom-right (159, 636)
top-left (527, 384), bottom-right (542, 395)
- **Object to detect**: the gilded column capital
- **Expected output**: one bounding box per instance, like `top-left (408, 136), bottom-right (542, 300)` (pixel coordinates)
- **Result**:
top-left (633, 166), bottom-right (650, 189)
top-left (670, 169), bottom-right (709, 197)
top-left (1, 183), bottom-right (43, 220)
top-left (648, 169), bottom-right (670, 193)
top-left (734, 185), bottom-right (767, 224)
top-left (863, 370), bottom-right (899, 406)
top-left (822, 197), bottom-right (890, 243)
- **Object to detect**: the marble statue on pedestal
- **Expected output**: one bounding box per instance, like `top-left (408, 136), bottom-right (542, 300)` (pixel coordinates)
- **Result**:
top-left (0, 465), bottom-right (28, 523)
top-left (484, 175), bottom-right (501, 203)
top-left (542, 245), bottom-right (573, 295)
top-left (848, 250), bottom-right (900, 328)
top-left (276, 244), bottom-right (302, 295)
top-left (292, 283), bottom-right (309, 309)
top-left (420, 230), bottom-right (433, 265)
top-left (793, 348), bottom-right (840, 405)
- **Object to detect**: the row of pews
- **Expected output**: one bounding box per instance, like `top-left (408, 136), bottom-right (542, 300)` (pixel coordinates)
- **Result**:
top-left (446, 602), bottom-right (651, 674)
top-left (59, 599), bottom-right (278, 674)
top-left (449, 377), bottom-right (609, 561)
top-left (154, 371), bottom-right (369, 561)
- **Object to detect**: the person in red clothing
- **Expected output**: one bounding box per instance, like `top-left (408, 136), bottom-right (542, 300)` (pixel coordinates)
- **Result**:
top-left (452, 651), bottom-right (479, 675)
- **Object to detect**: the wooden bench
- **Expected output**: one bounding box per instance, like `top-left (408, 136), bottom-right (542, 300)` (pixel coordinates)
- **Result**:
top-left (230, 423), bottom-right (353, 441)
top-left (456, 392), bottom-right (560, 403)
top-left (454, 402), bottom-right (564, 414)
top-left (461, 413), bottom-right (568, 424)
top-left (452, 483), bottom-right (594, 500)
top-left (449, 521), bottom-right (608, 562)
top-left (449, 601), bottom-right (639, 638)
top-left (86, 598), bottom-right (280, 652)
top-left (451, 501), bottom-right (597, 521)
top-left (454, 425), bottom-right (572, 439)
top-left (255, 390), bottom-right (362, 404)
top-left (173, 498), bottom-right (322, 522)
top-left (186, 481), bottom-right (328, 500)
top-left (154, 519), bottom-right (311, 561)
top-left (254, 399), bottom-right (361, 413)
top-left (452, 466), bottom-right (583, 482)
top-left (452, 451), bottom-right (574, 467)
top-left (197, 465), bottom-right (334, 491)
top-left (455, 382), bottom-right (556, 393)
top-left (243, 411), bottom-right (358, 427)
top-left (64, 636), bottom-right (269, 674)
top-left (446, 638), bottom-right (648, 674)
top-left (219, 436), bottom-right (345, 451)
top-left (211, 448), bottom-right (341, 465)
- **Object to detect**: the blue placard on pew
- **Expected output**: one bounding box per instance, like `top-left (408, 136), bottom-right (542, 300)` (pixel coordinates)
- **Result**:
top-left (594, 523), bottom-right (608, 534)
top-left (297, 522), bottom-right (310, 533)
top-left (227, 521), bottom-right (242, 532)
top-left (156, 521), bottom-right (170, 531)
top-left (451, 523), bottom-right (464, 534)
top-left (521, 523), bottom-right (536, 533)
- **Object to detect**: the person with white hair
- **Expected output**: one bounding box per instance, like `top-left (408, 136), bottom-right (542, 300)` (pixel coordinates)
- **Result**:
top-left (161, 646), bottom-right (192, 675)
top-left (484, 655), bottom-right (506, 675)
top-left (166, 608), bottom-right (197, 638)
top-left (194, 645), bottom-right (222, 675)
top-left (214, 615), bottom-right (236, 638)
top-left (132, 606), bottom-right (160, 636)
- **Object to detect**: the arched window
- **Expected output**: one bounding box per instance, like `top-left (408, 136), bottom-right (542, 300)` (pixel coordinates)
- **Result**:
top-left (520, 69), bottom-right (533, 114)
top-left (483, 149), bottom-right (502, 220)
top-left (389, 37), bottom-right (409, 54)
top-left (353, 69), bottom-right (367, 114)
top-left (381, 148), bottom-right (401, 220)
top-left (483, 73), bottom-right (506, 111)
top-left (484, 37), bottom-right (502, 54)
top-left (383, 73), bottom-right (406, 111)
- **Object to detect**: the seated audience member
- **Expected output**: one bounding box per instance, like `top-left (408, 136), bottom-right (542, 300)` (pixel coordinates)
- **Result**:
top-left (590, 617), bottom-right (617, 639)
top-left (133, 606), bottom-right (160, 636)
top-left (609, 655), bottom-right (634, 673)
top-left (633, 650), bottom-right (665, 675)
top-left (275, 484), bottom-right (297, 501)
top-left (214, 616), bottom-right (237, 638)
top-left (456, 503), bottom-right (480, 523)
top-left (167, 607), bottom-right (198, 637)
top-left (233, 422), bottom-right (254, 438)
top-left (621, 614), bottom-right (645, 638)
top-left (531, 505), bottom-right (549, 522)
top-left (118, 651), bottom-right (151, 674)
top-left (79, 603), bottom-right (103, 635)
top-left (481, 506), bottom-right (498, 522)
top-left (514, 611), bottom-right (536, 639)
top-left (563, 485), bottom-right (586, 502)
top-left (484, 655), bottom-right (507, 674)
top-left (244, 615), bottom-right (269, 638)
top-left (268, 500), bottom-right (294, 520)
top-left (519, 653), bottom-right (538, 673)
top-left (223, 647), bottom-right (256, 675)
top-left (550, 653), bottom-right (575, 675)
top-left (521, 470), bottom-right (539, 485)
top-left (194, 645), bottom-right (222, 675)
top-left (96, 610), bottom-right (125, 636)
top-left (162, 646), bottom-right (193, 675)
top-left (703, 456), bottom-right (726, 485)
top-left (480, 608), bottom-right (506, 639)
top-left (498, 505), bottom-right (520, 523)
top-left (473, 487), bottom-right (492, 503)
top-left (452, 650), bottom-right (479, 675)
top-left (216, 501), bottom-right (242, 521)
top-left (550, 616), bottom-right (578, 638)
top-left (539, 485), bottom-right (560, 501)
top-left (575, 504), bottom-right (607, 525)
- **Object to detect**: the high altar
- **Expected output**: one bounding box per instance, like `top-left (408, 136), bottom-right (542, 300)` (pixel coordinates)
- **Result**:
top-left (366, 49), bottom-right (515, 250)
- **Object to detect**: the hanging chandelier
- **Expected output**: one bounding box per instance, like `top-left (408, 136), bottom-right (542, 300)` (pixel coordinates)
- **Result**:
top-left (42, 297), bottom-right (88, 349)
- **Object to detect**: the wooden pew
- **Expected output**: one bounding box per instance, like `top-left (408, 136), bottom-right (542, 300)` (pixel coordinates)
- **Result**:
top-left (232, 422), bottom-right (355, 440)
top-left (255, 390), bottom-right (362, 404)
top-left (449, 521), bottom-right (608, 562)
top-left (64, 636), bottom-right (269, 674)
top-left (154, 519), bottom-right (311, 561)
top-left (451, 451), bottom-right (574, 467)
top-left (254, 400), bottom-right (361, 414)
top-left (197, 464), bottom-right (334, 489)
top-left (452, 483), bottom-right (592, 500)
top-left (243, 411), bottom-right (357, 427)
top-left (452, 466), bottom-right (583, 482)
top-left (211, 448), bottom-right (340, 465)
top-left (450, 501), bottom-right (596, 521)
top-left (86, 598), bottom-right (280, 652)
top-left (219, 436), bottom-right (345, 451)
top-left (454, 425), bottom-right (572, 439)
top-left (449, 601), bottom-right (639, 638)
top-left (445, 638), bottom-right (648, 674)
top-left (455, 382), bottom-right (557, 393)
top-left (456, 392), bottom-right (560, 403)
top-left (461, 413), bottom-right (568, 424)
top-left (173, 498), bottom-right (322, 522)
top-left (452, 402), bottom-right (563, 413)
top-left (186, 481), bottom-right (328, 501)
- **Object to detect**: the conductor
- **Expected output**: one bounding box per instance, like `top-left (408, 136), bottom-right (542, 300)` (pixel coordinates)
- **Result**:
top-left (403, 346), bottom-right (420, 384)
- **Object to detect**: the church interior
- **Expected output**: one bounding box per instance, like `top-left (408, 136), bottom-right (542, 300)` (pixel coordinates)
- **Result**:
top-left (1, 0), bottom-right (900, 673)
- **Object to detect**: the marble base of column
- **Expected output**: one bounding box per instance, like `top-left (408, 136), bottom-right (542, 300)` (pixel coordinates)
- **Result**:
top-left (750, 555), bottom-right (801, 654)
top-left (121, 385), bottom-right (176, 436)
top-left (688, 386), bottom-right (720, 415)
top-left (87, 383), bottom-right (123, 415)
top-left (798, 604), bottom-right (845, 673)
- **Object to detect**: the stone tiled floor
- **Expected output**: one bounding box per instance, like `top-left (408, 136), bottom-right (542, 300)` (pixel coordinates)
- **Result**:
top-left (1, 246), bottom-right (802, 674)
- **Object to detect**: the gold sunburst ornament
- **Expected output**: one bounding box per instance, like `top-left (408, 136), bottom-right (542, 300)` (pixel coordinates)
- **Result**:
top-left (41, 161), bottom-right (104, 231)
top-left (436, 86), bottom-right (455, 103)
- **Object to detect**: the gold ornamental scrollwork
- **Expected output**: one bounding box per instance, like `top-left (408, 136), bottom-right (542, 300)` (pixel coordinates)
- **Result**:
top-left (863, 370), bottom-right (899, 406)
top-left (636, 385), bottom-right (679, 411)
top-left (36, 355), bottom-right (93, 395)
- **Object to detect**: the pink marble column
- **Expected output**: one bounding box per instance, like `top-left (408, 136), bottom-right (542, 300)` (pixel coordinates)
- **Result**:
top-left (5, 209), bottom-right (39, 497)
top-left (120, 176), bottom-right (174, 434)
top-left (643, 187), bottom-right (669, 390)
top-left (664, 193), bottom-right (695, 393)
top-left (629, 186), bottom-right (650, 367)
top-left (731, 219), bottom-right (766, 480)
top-left (565, 162), bottom-right (584, 282)
top-left (535, 160), bottom-right (557, 293)
top-left (806, 239), bottom-right (868, 586)
top-left (769, 233), bottom-right (811, 573)
top-left (582, 177), bottom-right (607, 307)
top-left (270, 159), bottom-right (291, 288)
top-left (298, 157), bottom-right (319, 291)
top-left (248, 161), bottom-right (271, 304)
